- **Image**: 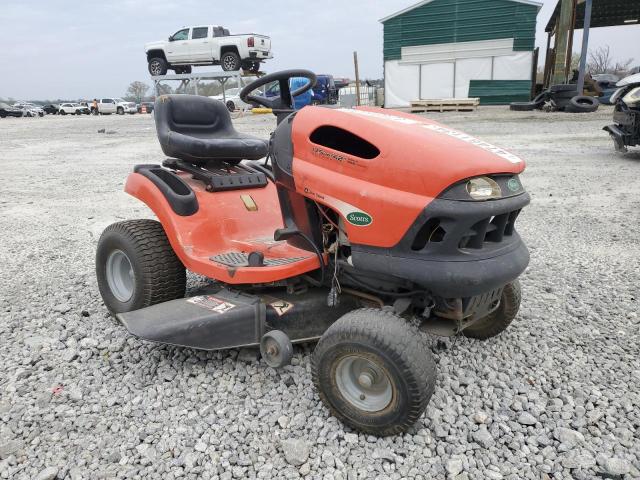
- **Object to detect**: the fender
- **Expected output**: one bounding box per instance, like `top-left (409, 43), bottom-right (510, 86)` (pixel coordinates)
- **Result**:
top-left (124, 171), bottom-right (320, 284)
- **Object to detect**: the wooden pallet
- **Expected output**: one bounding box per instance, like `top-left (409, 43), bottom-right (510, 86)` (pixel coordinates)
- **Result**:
top-left (411, 98), bottom-right (480, 113)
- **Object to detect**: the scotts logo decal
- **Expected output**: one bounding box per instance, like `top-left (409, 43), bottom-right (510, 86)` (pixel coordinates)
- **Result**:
top-left (346, 212), bottom-right (373, 226)
top-left (507, 178), bottom-right (521, 192)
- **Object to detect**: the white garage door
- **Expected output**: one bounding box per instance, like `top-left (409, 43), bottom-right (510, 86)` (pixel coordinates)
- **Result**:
top-left (420, 63), bottom-right (454, 99)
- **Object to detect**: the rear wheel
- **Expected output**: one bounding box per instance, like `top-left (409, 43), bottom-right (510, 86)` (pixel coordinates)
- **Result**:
top-left (148, 57), bottom-right (168, 76)
top-left (221, 51), bottom-right (241, 71)
top-left (464, 280), bottom-right (521, 340)
top-left (312, 308), bottom-right (436, 436)
top-left (96, 219), bottom-right (186, 314)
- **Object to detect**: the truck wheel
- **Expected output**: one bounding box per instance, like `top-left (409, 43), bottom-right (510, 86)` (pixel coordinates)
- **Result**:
top-left (96, 219), bottom-right (186, 314)
top-left (148, 57), bottom-right (168, 76)
top-left (221, 52), bottom-right (241, 71)
top-left (117, 107), bottom-right (124, 115)
top-left (59, 110), bottom-right (66, 116)
top-left (464, 280), bottom-right (521, 340)
top-left (312, 308), bottom-right (436, 436)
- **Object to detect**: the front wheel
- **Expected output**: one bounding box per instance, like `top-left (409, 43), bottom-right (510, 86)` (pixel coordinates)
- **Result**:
top-left (96, 219), bottom-right (186, 314)
top-left (117, 107), bottom-right (124, 115)
top-left (221, 51), bottom-right (241, 71)
top-left (464, 280), bottom-right (521, 340)
top-left (59, 110), bottom-right (66, 115)
top-left (312, 308), bottom-right (436, 436)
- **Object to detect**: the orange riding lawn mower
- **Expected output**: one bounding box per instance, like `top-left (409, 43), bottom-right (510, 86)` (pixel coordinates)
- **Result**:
top-left (96, 69), bottom-right (530, 436)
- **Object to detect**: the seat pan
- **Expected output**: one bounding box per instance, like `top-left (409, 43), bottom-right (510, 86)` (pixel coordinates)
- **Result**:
top-left (164, 130), bottom-right (268, 162)
top-left (155, 95), bottom-right (268, 164)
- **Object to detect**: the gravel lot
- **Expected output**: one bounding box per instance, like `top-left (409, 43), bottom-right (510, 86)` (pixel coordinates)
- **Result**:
top-left (1, 107), bottom-right (639, 480)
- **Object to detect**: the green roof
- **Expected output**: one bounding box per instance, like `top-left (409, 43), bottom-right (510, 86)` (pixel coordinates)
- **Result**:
top-left (381, 0), bottom-right (541, 61)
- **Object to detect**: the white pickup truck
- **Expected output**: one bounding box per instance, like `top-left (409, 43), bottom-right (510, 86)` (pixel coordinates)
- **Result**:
top-left (145, 25), bottom-right (272, 76)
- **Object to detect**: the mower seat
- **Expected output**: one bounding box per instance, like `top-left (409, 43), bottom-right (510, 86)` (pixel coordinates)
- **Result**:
top-left (154, 95), bottom-right (268, 165)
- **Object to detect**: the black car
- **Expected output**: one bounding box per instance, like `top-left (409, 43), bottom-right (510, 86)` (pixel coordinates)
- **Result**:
top-left (137, 102), bottom-right (154, 113)
top-left (43, 104), bottom-right (60, 114)
top-left (0, 102), bottom-right (23, 118)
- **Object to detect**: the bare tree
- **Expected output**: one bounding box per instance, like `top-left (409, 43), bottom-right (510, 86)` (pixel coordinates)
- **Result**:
top-left (126, 81), bottom-right (150, 103)
top-left (588, 46), bottom-right (612, 74)
top-left (613, 58), bottom-right (634, 76)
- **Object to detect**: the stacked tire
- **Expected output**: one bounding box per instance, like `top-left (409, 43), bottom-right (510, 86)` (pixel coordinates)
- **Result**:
top-left (565, 96), bottom-right (599, 113)
top-left (509, 91), bottom-right (548, 111)
top-left (510, 83), bottom-right (599, 113)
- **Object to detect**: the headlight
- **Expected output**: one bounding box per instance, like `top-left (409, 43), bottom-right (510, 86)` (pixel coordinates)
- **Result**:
top-left (466, 176), bottom-right (501, 200)
top-left (622, 87), bottom-right (640, 106)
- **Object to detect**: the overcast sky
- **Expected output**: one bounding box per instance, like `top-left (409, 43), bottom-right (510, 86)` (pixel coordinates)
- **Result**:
top-left (0, 0), bottom-right (637, 100)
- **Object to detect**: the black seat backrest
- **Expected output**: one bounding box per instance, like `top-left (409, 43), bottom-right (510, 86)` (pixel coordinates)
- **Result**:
top-left (155, 94), bottom-right (234, 136)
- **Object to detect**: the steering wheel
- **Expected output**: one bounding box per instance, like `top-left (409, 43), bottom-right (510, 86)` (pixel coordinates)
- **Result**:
top-left (240, 69), bottom-right (317, 111)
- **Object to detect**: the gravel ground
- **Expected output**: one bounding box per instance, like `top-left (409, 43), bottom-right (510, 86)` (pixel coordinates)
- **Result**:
top-left (0, 107), bottom-right (638, 480)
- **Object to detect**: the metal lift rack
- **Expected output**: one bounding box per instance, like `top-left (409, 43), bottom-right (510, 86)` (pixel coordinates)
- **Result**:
top-left (152, 71), bottom-right (262, 102)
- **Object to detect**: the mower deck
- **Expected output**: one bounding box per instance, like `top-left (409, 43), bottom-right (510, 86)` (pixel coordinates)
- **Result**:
top-left (117, 287), bottom-right (359, 351)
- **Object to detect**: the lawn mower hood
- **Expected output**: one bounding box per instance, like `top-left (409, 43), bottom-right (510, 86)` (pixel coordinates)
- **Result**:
top-left (274, 106), bottom-right (530, 297)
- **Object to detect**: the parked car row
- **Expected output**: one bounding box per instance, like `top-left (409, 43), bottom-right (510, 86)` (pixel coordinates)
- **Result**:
top-left (0, 98), bottom-right (156, 118)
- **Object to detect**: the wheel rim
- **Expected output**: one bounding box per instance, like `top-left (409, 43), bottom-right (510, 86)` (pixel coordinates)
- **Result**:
top-left (223, 55), bottom-right (236, 70)
top-left (150, 61), bottom-right (161, 75)
top-left (105, 249), bottom-right (135, 302)
top-left (335, 355), bottom-right (393, 412)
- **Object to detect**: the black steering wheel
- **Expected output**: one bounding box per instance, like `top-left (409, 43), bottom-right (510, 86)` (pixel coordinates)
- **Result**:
top-left (240, 69), bottom-right (317, 111)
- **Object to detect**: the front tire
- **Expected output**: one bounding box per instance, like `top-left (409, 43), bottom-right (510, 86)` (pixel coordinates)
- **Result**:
top-left (148, 57), bottom-right (168, 76)
top-left (96, 219), bottom-right (186, 314)
top-left (221, 51), bottom-right (241, 71)
top-left (312, 308), bottom-right (436, 436)
top-left (59, 110), bottom-right (66, 115)
top-left (117, 107), bottom-right (124, 115)
top-left (464, 280), bottom-right (521, 340)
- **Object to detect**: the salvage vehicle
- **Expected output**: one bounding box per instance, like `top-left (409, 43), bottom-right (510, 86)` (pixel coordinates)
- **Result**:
top-left (96, 69), bottom-right (530, 436)
top-left (58, 103), bottom-right (89, 115)
top-left (209, 87), bottom-right (252, 112)
top-left (604, 73), bottom-right (640, 152)
top-left (89, 98), bottom-right (117, 115)
top-left (311, 74), bottom-right (338, 105)
top-left (115, 99), bottom-right (137, 115)
top-left (145, 25), bottom-right (272, 75)
top-left (42, 104), bottom-right (60, 115)
top-left (13, 103), bottom-right (44, 117)
top-left (0, 102), bottom-right (23, 118)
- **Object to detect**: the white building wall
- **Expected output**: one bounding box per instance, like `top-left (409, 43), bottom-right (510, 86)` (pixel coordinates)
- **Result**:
top-left (384, 38), bottom-right (532, 108)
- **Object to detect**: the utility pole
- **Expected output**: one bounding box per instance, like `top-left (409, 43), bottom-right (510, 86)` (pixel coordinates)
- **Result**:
top-left (552, 0), bottom-right (574, 85)
top-left (353, 51), bottom-right (361, 107)
top-left (577, 0), bottom-right (593, 94)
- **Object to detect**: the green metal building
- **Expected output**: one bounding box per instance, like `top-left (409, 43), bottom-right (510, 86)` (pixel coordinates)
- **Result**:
top-left (380, 0), bottom-right (542, 107)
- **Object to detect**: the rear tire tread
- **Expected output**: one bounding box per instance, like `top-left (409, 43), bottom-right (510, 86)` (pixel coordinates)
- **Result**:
top-left (97, 219), bottom-right (185, 313)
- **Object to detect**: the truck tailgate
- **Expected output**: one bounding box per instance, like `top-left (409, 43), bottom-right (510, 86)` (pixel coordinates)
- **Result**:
top-left (253, 35), bottom-right (271, 52)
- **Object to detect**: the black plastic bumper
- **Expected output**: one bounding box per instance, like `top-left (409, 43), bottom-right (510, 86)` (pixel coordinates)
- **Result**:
top-left (351, 193), bottom-right (530, 298)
